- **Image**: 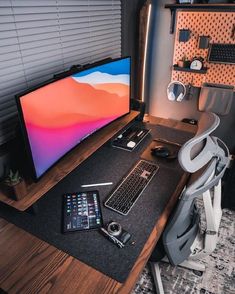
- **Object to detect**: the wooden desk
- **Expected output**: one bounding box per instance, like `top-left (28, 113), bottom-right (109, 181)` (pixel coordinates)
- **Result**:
top-left (0, 117), bottom-right (196, 294)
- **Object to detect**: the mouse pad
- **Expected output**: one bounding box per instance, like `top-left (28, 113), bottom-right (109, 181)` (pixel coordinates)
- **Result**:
top-left (141, 140), bottom-right (181, 169)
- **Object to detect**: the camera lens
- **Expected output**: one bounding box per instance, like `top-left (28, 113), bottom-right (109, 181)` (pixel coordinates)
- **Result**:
top-left (110, 223), bottom-right (119, 232)
top-left (107, 222), bottom-right (122, 236)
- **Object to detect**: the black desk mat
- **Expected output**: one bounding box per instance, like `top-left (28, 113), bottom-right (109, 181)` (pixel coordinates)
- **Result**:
top-left (0, 124), bottom-right (193, 283)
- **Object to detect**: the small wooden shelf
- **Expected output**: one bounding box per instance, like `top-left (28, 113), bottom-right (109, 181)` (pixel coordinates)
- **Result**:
top-left (173, 65), bottom-right (208, 74)
top-left (0, 111), bottom-right (140, 211)
top-left (165, 3), bottom-right (235, 10)
top-left (165, 3), bottom-right (235, 33)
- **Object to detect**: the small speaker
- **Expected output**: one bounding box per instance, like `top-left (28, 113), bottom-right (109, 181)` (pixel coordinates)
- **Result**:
top-left (130, 99), bottom-right (146, 121)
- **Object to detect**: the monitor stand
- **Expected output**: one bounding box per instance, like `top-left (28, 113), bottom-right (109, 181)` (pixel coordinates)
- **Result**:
top-left (0, 111), bottom-right (140, 211)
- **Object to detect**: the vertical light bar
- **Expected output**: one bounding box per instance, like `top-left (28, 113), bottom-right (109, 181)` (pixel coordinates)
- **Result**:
top-left (141, 2), bottom-right (152, 102)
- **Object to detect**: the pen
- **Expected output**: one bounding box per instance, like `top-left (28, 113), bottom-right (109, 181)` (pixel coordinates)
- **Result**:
top-left (81, 182), bottom-right (113, 188)
top-left (137, 130), bottom-right (143, 137)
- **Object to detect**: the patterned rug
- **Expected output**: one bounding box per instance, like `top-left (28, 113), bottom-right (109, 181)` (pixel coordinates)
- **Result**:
top-left (132, 209), bottom-right (235, 294)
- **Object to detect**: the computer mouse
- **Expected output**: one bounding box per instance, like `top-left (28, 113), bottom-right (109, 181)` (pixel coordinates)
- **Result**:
top-left (151, 145), bottom-right (170, 158)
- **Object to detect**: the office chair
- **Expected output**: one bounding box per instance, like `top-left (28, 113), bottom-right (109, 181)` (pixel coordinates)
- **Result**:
top-left (150, 112), bottom-right (230, 294)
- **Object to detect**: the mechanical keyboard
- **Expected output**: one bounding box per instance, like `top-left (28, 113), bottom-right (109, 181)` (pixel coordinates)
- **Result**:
top-left (104, 160), bottom-right (159, 215)
top-left (208, 44), bottom-right (235, 64)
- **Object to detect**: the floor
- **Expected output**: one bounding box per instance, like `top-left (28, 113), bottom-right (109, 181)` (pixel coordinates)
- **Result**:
top-left (133, 208), bottom-right (235, 294)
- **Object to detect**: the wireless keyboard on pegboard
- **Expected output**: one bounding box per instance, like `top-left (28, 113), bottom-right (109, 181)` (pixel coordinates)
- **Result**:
top-left (208, 44), bottom-right (235, 64)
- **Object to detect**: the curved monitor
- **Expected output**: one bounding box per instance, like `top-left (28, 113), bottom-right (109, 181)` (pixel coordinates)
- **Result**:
top-left (16, 57), bottom-right (131, 180)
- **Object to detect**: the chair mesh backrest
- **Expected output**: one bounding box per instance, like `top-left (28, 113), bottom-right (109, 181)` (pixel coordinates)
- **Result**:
top-left (178, 112), bottom-right (220, 173)
top-left (162, 112), bottom-right (229, 265)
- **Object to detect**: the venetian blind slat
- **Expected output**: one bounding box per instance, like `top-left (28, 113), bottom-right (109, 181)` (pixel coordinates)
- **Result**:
top-left (0, 0), bottom-right (121, 145)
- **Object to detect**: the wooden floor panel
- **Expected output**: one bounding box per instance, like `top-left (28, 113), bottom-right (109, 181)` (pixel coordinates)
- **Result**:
top-left (0, 220), bottom-right (121, 294)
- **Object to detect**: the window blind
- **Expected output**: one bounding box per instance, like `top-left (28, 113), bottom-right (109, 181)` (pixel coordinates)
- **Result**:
top-left (0, 0), bottom-right (121, 145)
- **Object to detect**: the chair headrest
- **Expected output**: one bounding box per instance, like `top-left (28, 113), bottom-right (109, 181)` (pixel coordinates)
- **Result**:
top-left (196, 112), bottom-right (220, 138)
top-left (178, 112), bottom-right (225, 173)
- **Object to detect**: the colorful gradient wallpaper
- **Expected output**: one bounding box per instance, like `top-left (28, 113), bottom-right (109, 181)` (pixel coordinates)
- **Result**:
top-left (19, 57), bottom-right (130, 179)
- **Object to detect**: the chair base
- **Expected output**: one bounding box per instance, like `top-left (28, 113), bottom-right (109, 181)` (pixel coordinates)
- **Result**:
top-left (150, 262), bottom-right (164, 294)
top-left (178, 259), bottom-right (206, 272)
top-left (150, 258), bottom-right (206, 294)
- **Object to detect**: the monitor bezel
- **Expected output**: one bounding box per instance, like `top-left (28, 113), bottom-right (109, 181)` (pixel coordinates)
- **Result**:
top-left (15, 56), bottom-right (131, 181)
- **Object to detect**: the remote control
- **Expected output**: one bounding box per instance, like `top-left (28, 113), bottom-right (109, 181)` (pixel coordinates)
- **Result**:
top-left (63, 190), bottom-right (102, 233)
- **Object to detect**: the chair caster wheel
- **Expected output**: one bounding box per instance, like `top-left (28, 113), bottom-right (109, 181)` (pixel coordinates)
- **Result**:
top-left (193, 270), bottom-right (203, 277)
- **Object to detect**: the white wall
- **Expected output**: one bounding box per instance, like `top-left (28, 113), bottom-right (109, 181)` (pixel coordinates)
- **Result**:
top-left (147, 0), bottom-right (201, 121)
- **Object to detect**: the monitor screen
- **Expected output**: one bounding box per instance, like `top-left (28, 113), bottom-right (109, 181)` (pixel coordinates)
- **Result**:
top-left (17, 57), bottom-right (130, 180)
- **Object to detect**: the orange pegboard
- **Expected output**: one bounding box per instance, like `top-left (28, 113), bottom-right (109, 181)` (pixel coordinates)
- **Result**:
top-left (172, 11), bottom-right (235, 87)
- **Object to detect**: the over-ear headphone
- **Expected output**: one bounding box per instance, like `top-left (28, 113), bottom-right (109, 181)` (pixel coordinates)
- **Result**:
top-left (167, 81), bottom-right (186, 102)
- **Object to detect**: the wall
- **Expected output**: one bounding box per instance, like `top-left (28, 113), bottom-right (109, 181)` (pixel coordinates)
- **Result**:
top-left (147, 0), bottom-right (201, 121)
top-left (147, 0), bottom-right (235, 151)
top-left (121, 0), bottom-right (146, 99)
